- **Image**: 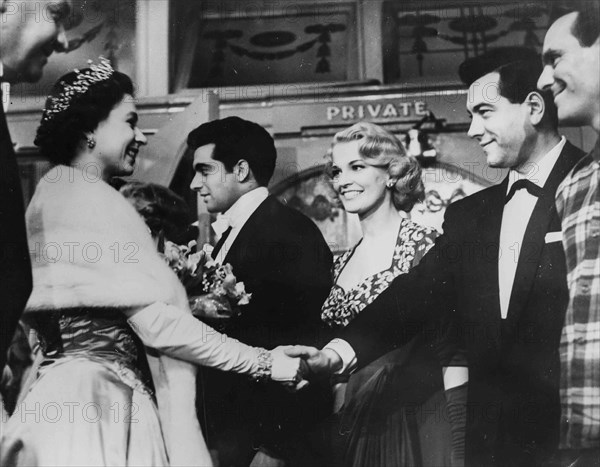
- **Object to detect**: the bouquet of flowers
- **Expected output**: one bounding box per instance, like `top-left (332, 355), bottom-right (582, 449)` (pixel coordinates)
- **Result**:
top-left (161, 241), bottom-right (251, 325)
top-left (162, 240), bottom-right (205, 291)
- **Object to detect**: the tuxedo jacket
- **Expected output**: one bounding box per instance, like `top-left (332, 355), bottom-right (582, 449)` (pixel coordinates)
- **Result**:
top-left (0, 100), bottom-right (32, 370)
top-left (340, 141), bottom-right (584, 466)
top-left (200, 195), bottom-right (333, 457)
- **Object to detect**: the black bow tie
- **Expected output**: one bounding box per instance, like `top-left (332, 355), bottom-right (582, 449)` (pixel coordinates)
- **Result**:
top-left (505, 179), bottom-right (544, 204)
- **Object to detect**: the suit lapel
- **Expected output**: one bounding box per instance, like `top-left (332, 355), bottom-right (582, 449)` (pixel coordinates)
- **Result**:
top-left (222, 196), bottom-right (272, 267)
top-left (473, 180), bottom-right (507, 340)
top-left (0, 93), bottom-right (22, 214)
top-left (506, 142), bottom-right (584, 323)
top-left (0, 91), bottom-right (16, 164)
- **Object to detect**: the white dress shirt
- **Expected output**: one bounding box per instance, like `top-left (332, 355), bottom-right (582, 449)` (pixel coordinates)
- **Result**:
top-left (327, 137), bottom-right (567, 372)
top-left (211, 186), bottom-right (269, 264)
top-left (498, 136), bottom-right (565, 318)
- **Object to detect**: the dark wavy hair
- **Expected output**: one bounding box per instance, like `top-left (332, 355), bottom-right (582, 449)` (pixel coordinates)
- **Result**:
top-left (187, 116), bottom-right (276, 187)
top-left (35, 69), bottom-right (134, 165)
top-left (458, 47), bottom-right (558, 128)
top-left (325, 122), bottom-right (424, 212)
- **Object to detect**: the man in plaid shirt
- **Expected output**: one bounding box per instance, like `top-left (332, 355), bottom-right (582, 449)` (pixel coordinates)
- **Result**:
top-left (538, 2), bottom-right (600, 465)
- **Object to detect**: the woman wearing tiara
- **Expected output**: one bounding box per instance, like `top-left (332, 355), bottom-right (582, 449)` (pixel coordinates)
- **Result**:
top-left (0, 60), bottom-right (300, 467)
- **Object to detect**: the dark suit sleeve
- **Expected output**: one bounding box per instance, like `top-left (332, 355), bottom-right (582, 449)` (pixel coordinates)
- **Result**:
top-left (233, 221), bottom-right (333, 348)
top-left (339, 204), bottom-right (463, 370)
top-left (229, 210), bottom-right (333, 456)
top-left (0, 107), bottom-right (32, 371)
top-left (258, 228), bottom-right (333, 455)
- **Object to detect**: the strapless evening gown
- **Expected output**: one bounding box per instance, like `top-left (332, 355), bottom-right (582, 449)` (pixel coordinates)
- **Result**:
top-left (0, 309), bottom-right (168, 466)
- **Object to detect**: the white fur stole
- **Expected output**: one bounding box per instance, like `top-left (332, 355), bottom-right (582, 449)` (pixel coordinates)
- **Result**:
top-left (24, 166), bottom-right (211, 466)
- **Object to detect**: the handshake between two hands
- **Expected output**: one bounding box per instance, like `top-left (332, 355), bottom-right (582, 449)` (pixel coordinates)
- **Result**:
top-left (269, 345), bottom-right (342, 391)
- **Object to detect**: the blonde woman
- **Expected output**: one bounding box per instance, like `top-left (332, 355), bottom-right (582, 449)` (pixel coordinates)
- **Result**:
top-left (319, 122), bottom-right (467, 466)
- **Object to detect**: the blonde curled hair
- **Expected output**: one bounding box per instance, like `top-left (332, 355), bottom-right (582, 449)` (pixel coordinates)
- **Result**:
top-left (326, 122), bottom-right (424, 212)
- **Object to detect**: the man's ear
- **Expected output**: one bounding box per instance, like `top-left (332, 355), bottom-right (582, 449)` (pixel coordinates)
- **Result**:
top-left (525, 91), bottom-right (545, 125)
top-left (234, 159), bottom-right (251, 182)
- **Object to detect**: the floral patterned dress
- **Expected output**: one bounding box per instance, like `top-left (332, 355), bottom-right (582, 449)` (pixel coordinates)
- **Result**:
top-left (321, 219), bottom-right (454, 467)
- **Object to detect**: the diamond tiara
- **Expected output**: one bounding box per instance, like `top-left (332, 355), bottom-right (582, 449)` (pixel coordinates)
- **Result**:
top-left (41, 57), bottom-right (114, 123)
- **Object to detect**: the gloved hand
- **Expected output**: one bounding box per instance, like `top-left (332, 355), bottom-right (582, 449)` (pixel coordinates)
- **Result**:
top-left (128, 302), bottom-right (300, 382)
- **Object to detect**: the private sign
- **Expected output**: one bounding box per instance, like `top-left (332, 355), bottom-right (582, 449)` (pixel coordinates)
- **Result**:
top-left (326, 101), bottom-right (429, 121)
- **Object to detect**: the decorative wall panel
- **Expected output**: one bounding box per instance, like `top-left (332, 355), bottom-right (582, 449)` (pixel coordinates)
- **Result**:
top-left (170, 2), bottom-right (359, 90)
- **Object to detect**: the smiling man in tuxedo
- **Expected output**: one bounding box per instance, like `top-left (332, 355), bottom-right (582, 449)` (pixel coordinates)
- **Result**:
top-left (188, 116), bottom-right (333, 466)
top-left (288, 48), bottom-right (585, 466)
top-left (0, 0), bottom-right (72, 413)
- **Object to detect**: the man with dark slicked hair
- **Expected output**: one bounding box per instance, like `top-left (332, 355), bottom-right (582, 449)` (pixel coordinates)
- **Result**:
top-left (538, 2), bottom-right (600, 464)
top-left (288, 48), bottom-right (585, 466)
top-left (187, 117), bottom-right (333, 467)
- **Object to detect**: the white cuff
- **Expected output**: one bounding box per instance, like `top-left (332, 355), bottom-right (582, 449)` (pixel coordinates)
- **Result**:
top-left (323, 338), bottom-right (357, 374)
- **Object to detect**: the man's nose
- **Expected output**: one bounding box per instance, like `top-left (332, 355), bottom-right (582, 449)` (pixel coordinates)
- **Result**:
top-left (537, 65), bottom-right (554, 92)
top-left (467, 117), bottom-right (483, 140)
top-left (190, 173), bottom-right (203, 191)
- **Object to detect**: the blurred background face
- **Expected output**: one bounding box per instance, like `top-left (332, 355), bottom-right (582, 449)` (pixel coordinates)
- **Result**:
top-left (190, 144), bottom-right (240, 214)
top-left (538, 12), bottom-right (600, 127)
top-left (330, 140), bottom-right (390, 219)
top-left (467, 72), bottom-right (531, 170)
top-left (0, 0), bottom-right (71, 83)
top-left (93, 95), bottom-right (147, 179)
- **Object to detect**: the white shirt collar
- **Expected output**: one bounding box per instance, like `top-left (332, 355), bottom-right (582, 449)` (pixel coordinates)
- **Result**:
top-left (506, 136), bottom-right (566, 193)
top-left (211, 186), bottom-right (269, 235)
